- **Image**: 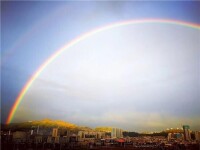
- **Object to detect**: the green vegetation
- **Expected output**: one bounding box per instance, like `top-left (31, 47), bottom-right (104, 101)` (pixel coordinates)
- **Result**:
top-left (31, 118), bottom-right (77, 128)
top-left (95, 127), bottom-right (112, 132)
top-left (123, 131), bottom-right (139, 137)
top-left (140, 131), bottom-right (168, 137)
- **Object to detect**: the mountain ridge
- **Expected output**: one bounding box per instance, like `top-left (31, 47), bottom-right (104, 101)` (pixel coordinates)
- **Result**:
top-left (1, 118), bottom-right (113, 132)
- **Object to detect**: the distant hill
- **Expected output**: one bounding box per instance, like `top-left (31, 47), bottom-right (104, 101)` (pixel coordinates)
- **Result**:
top-left (95, 127), bottom-right (112, 132)
top-left (1, 119), bottom-right (92, 131)
top-left (30, 118), bottom-right (77, 128)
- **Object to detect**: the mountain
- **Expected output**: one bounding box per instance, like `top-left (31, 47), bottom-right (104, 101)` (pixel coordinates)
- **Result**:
top-left (29, 118), bottom-right (77, 129)
top-left (1, 118), bottom-right (92, 131)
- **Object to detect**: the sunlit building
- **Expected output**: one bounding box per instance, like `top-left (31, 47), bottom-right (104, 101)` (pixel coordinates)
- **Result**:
top-left (52, 128), bottom-right (58, 137)
top-left (111, 128), bottom-right (123, 138)
top-left (167, 133), bottom-right (172, 141)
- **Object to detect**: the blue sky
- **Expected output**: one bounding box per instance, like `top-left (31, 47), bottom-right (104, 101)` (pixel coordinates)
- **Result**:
top-left (1, 1), bottom-right (200, 131)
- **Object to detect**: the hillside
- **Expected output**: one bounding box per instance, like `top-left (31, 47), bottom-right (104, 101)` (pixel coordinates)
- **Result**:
top-left (2, 119), bottom-right (81, 131)
top-left (30, 118), bottom-right (77, 128)
top-left (95, 127), bottom-right (112, 132)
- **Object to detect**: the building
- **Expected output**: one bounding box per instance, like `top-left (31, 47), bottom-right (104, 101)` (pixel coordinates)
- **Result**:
top-left (111, 128), bottom-right (123, 138)
top-left (47, 136), bottom-right (52, 143)
top-left (78, 131), bottom-right (105, 141)
top-left (52, 128), bottom-right (58, 137)
top-left (97, 132), bottom-right (105, 139)
top-left (111, 128), bottom-right (116, 138)
top-left (30, 130), bottom-right (34, 135)
top-left (12, 131), bottom-right (27, 143)
top-left (54, 136), bottom-right (60, 143)
top-left (167, 133), bottom-right (172, 141)
top-left (34, 135), bottom-right (43, 143)
top-left (183, 125), bottom-right (191, 141)
top-left (167, 133), bottom-right (183, 141)
top-left (194, 131), bottom-right (200, 141)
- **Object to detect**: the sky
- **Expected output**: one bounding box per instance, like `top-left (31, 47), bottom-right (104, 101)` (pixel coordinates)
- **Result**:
top-left (1, 1), bottom-right (200, 132)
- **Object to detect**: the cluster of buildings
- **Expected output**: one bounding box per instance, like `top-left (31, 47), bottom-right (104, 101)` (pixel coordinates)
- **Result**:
top-left (1, 125), bottom-right (200, 150)
top-left (167, 125), bottom-right (200, 142)
top-left (2, 126), bottom-right (123, 143)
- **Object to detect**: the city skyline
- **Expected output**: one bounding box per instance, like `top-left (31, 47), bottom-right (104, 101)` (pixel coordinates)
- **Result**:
top-left (2, 122), bottom-right (200, 150)
top-left (1, 1), bottom-right (200, 132)
top-left (1, 118), bottom-right (198, 134)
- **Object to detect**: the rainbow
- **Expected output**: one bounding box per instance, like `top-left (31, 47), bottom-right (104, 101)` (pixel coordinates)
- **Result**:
top-left (6, 19), bottom-right (200, 124)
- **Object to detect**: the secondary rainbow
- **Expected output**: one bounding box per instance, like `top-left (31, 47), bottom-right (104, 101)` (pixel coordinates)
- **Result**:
top-left (6, 19), bottom-right (200, 124)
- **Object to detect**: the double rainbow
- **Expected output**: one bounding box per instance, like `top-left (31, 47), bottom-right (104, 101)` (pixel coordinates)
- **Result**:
top-left (6, 19), bottom-right (200, 124)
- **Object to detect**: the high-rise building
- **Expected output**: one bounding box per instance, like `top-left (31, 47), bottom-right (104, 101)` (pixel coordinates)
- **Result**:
top-left (30, 130), bottom-right (33, 135)
top-left (111, 128), bottom-right (123, 138)
top-left (37, 126), bottom-right (39, 134)
top-left (111, 128), bottom-right (116, 138)
top-left (52, 128), bottom-right (58, 137)
top-left (117, 128), bottom-right (123, 138)
top-left (183, 125), bottom-right (191, 141)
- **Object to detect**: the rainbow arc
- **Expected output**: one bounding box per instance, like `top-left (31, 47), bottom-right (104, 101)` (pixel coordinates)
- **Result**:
top-left (6, 19), bottom-right (200, 124)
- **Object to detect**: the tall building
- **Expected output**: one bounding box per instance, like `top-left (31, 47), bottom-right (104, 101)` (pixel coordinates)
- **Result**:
top-left (111, 128), bottom-right (116, 138)
top-left (30, 130), bottom-right (33, 135)
top-left (167, 133), bottom-right (172, 141)
top-left (183, 125), bottom-right (191, 141)
top-left (37, 126), bottom-right (39, 134)
top-left (117, 128), bottom-right (123, 138)
top-left (194, 131), bottom-right (200, 141)
top-left (111, 128), bottom-right (123, 138)
top-left (52, 128), bottom-right (58, 137)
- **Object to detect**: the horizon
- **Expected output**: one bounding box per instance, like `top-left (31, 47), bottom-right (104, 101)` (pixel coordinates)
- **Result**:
top-left (2, 118), bottom-right (195, 133)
